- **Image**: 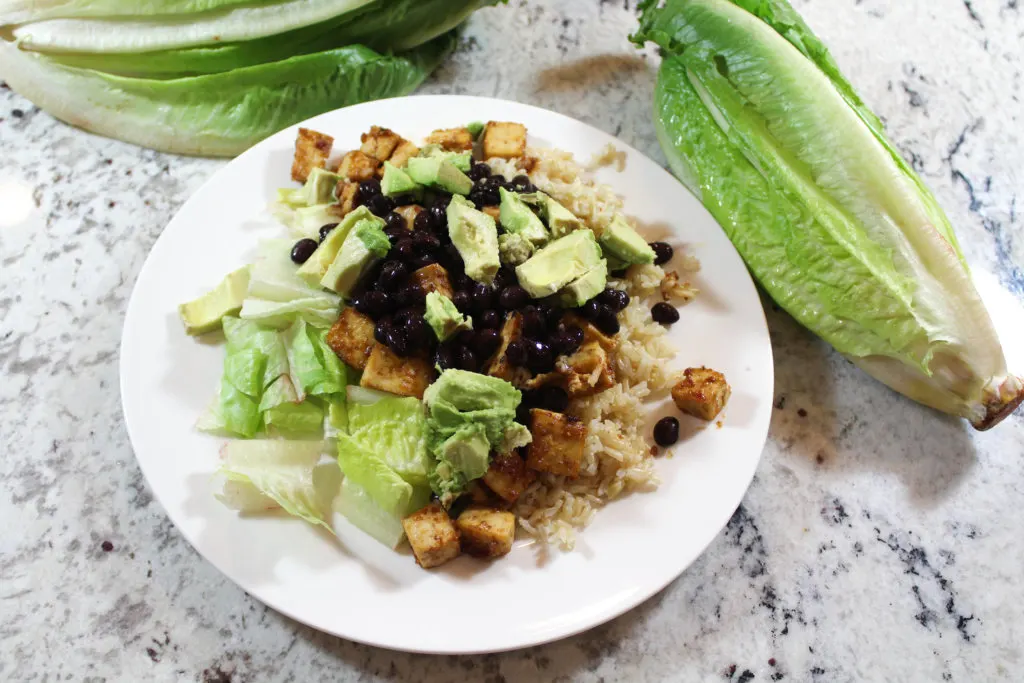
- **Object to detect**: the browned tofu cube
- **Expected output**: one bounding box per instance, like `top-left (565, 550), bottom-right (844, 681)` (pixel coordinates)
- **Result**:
top-left (526, 408), bottom-right (586, 478)
top-left (402, 502), bottom-right (460, 568)
top-left (338, 150), bottom-right (381, 182)
top-left (456, 507), bottom-right (516, 559)
top-left (360, 343), bottom-right (434, 398)
top-left (359, 126), bottom-right (403, 161)
top-left (671, 367), bottom-right (731, 421)
top-left (425, 127), bottom-right (474, 152)
top-left (482, 121), bottom-right (527, 159)
top-left (482, 451), bottom-right (536, 504)
top-left (336, 181), bottom-right (359, 216)
top-left (486, 312), bottom-right (522, 380)
top-left (557, 341), bottom-right (616, 398)
top-left (394, 204), bottom-right (423, 231)
top-left (408, 263), bottom-right (453, 299)
top-left (325, 307), bottom-right (375, 371)
top-left (291, 127), bottom-right (333, 183)
top-left (481, 205), bottom-right (501, 221)
top-left (388, 139), bottom-right (420, 169)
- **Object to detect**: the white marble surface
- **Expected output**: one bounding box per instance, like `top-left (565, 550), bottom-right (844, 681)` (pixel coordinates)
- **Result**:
top-left (2, 1), bottom-right (1024, 680)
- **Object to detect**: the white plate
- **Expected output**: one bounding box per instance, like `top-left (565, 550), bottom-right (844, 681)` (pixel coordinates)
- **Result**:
top-left (120, 96), bottom-right (774, 654)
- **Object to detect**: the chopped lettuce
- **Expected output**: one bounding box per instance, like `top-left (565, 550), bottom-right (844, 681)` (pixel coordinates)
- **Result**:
top-left (247, 240), bottom-right (341, 304)
top-left (347, 394), bottom-right (431, 486)
top-left (336, 433), bottom-right (423, 516)
top-left (239, 296), bottom-right (340, 329)
top-left (334, 477), bottom-right (408, 548)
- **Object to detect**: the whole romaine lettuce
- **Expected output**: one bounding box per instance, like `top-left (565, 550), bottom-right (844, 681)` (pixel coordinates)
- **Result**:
top-left (634, 0), bottom-right (1023, 429)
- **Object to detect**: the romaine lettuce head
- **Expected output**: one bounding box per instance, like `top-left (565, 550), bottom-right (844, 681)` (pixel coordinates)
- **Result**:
top-left (635, 0), bottom-right (1023, 428)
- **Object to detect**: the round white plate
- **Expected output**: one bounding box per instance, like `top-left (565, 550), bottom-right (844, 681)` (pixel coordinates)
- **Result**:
top-left (120, 96), bottom-right (774, 654)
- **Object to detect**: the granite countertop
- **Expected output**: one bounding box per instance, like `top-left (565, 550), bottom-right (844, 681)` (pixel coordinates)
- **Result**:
top-left (2, 1), bottom-right (1023, 680)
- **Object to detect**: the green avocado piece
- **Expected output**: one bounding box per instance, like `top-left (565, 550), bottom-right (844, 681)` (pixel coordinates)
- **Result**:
top-left (179, 266), bottom-right (250, 336)
top-left (599, 214), bottom-right (656, 265)
top-left (543, 195), bottom-right (585, 237)
top-left (279, 166), bottom-right (342, 208)
top-left (446, 195), bottom-right (501, 284)
top-left (556, 262), bottom-right (608, 307)
top-left (498, 232), bottom-right (535, 266)
top-left (515, 229), bottom-right (603, 299)
top-left (320, 217), bottom-right (389, 296)
top-left (424, 291), bottom-right (472, 341)
top-left (466, 121), bottom-right (485, 140)
top-left (439, 423), bottom-right (491, 482)
top-left (296, 206), bottom-right (375, 286)
top-left (380, 161), bottom-right (420, 197)
top-left (499, 187), bottom-right (548, 245)
top-left (418, 144), bottom-right (473, 172)
top-left (406, 156), bottom-right (473, 195)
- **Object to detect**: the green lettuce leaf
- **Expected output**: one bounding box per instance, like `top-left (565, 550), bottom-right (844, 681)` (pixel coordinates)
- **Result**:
top-left (264, 399), bottom-right (325, 437)
top-left (347, 394), bottom-right (431, 486)
top-left (335, 433), bottom-right (419, 516)
top-left (0, 0), bottom-right (274, 23)
top-left (334, 477), bottom-right (411, 548)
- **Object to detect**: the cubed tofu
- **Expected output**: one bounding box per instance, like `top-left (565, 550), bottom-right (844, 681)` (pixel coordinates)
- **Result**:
top-left (671, 367), bottom-right (731, 421)
top-left (557, 341), bottom-right (615, 398)
top-left (359, 125), bottom-right (403, 161)
top-left (482, 121), bottom-right (527, 159)
top-left (526, 408), bottom-right (586, 478)
top-left (408, 263), bottom-right (454, 299)
top-left (360, 343), bottom-right (434, 398)
top-left (456, 507), bottom-right (516, 559)
top-left (325, 307), bottom-right (375, 371)
top-left (336, 181), bottom-right (359, 216)
top-left (425, 127), bottom-right (474, 152)
top-left (338, 150), bottom-right (381, 182)
top-left (291, 127), bottom-right (333, 183)
top-left (402, 503), bottom-right (461, 569)
top-left (388, 139), bottom-right (420, 169)
top-left (486, 312), bottom-right (523, 380)
top-left (483, 451), bottom-right (536, 504)
top-left (395, 204), bottom-right (423, 231)
top-left (481, 205), bottom-right (501, 220)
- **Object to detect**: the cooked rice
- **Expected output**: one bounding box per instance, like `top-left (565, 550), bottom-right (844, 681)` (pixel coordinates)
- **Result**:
top-left (586, 142), bottom-right (627, 172)
top-left (487, 147), bottom-right (700, 550)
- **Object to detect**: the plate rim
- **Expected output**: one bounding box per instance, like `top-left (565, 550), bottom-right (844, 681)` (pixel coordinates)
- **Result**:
top-left (119, 94), bottom-right (774, 654)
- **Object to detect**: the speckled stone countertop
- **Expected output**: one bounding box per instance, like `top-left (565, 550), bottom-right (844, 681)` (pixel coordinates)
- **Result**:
top-left (2, 1), bottom-right (1023, 681)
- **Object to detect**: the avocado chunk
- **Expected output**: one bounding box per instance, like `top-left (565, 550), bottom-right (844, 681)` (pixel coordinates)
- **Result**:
top-left (424, 291), bottom-right (472, 341)
top-left (519, 191), bottom-right (584, 237)
top-left (418, 144), bottom-right (473, 172)
top-left (446, 195), bottom-right (501, 285)
top-left (599, 214), bottom-right (656, 265)
top-left (380, 161), bottom-right (420, 197)
top-left (296, 206), bottom-right (375, 286)
top-left (515, 229), bottom-right (603, 299)
top-left (178, 266), bottom-right (250, 336)
top-left (320, 217), bottom-right (390, 296)
top-left (556, 262), bottom-right (608, 307)
top-left (406, 156), bottom-right (473, 195)
top-left (499, 187), bottom-right (547, 245)
top-left (466, 121), bottom-right (485, 140)
top-left (498, 232), bottom-right (535, 266)
top-left (279, 166), bottom-right (342, 208)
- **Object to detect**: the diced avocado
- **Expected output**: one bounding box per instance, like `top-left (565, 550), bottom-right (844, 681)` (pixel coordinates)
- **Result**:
top-left (439, 424), bottom-right (491, 482)
top-left (278, 167), bottom-right (342, 208)
top-left (179, 267), bottom-right (250, 336)
top-left (380, 161), bottom-right (420, 197)
top-left (320, 217), bottom-right (390, 296)
top-left (599, 214), bottom-right (656, 265)
top-left (406, 156), bottom-right (473, 195)
top-left (499, 187), bottom-right (547, 245)
top-left (556, 262), bottom-right (608, 307)
top-left (515, 229), bottom-right (603, 299)
top-left (418, 143), bottom-right (473, 172)
top-left (466, 121), bottom-right (485, 139)
top-left (446, 195), bottom-right (501, 285)
top-left (424, 292), bottom-right (472, 341)
top-left (543, 196), bottom-right (585, 237)
top-left (296, 206), bottom-right (376, 286)
top-left (498, 232), bottom-right (535, 266)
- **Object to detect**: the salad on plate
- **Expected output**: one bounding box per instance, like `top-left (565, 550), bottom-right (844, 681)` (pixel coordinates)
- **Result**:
top-left (178, 119), bottom-right (731, 569)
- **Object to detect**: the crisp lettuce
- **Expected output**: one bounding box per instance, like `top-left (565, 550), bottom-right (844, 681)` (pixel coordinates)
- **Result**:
top-left (348, 394), bottom-right (431, 486)
top-left (334, 477), bottom-right (407, 548)
top-left (336, 433), bottom-right (420, 516)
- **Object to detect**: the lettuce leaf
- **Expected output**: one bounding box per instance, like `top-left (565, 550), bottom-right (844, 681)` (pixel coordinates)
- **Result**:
top-left (348, 394), bottom-right (431, 486)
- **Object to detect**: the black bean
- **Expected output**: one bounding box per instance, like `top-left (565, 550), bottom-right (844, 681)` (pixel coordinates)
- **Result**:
top-left (555, 325), bottom-right (584, 356)
top-left (475, 329), bottom-right (501, 358)
top-left (405, 316), bottom-right (431, 346)
top-left (386, 327), bottom-right (411, 356)
top-left (539, 386), bottom-right (569, 413)
top-left (411, 254), bottom-right (438, 270)
top-left (650, 241), bottom-right (673, 266)
top-left (357, 178), bottom-right (381, 202)
top-left (516, 403), bottom-right (532, 425)
top-left (377, 261), bottom-right (409, 292)
top-left (598, 288), bottom-right (630, 312)
top-left (457, 346), bottom-right (478, 372)
top-left (505, 339), bottom-right (528, 367)
top-left (318, 223), bottom-right (338, 242)
top-left (510, 174), bottom-right (532, 192)
top-left (580, 299), bottom-right (601, 320)
top-left (374, 318), bottom-right (392, 344)
top-left (413, 230), bottom-right (440, 253)
top-left (498, 285), bottom-right (528, 310)
top-left (403, 284), bottom-right (426, 307)
top-left (525, 339), bottom-right (554, 373)
top-left (384, 225), bottom-right (406, 245)
top-left (521, 306), bottom-right (545, 338)
top-left (468, 163), bottom-right (492, 181)
top-left (538, 304), bottom-right (562, 331)
top-left (434, 344), bottom-right (457, 370)
top-left (594, 305), bottom-right (620, 335)
top-left (384, 211), bottom-right (405, 233)
top-left (413, 209), bottom-right (436, 232)
top-left (479, 310), bottom-right (502, 329)
top-left (452, 272), bottom-right (474, 293)
top-left (290, 238), bottom-right (318, 264)
top-left (390, 193), bottom-right (416, 207)
top-left (429, 203), bottom-right (448, 226)
top-left (363, 291), bottom-right (391, 317)
top-left (471, 283), bottom-right (494, 312)
top-left (452, 291), bottom-right (472, 313)
top-left (494, 266), bottom-right (516, 289)
top-left (394, 239), bottom-right (417, 262)
top-left (653, 417), bottom-right (680, 446)
top-left (651, 302), bottom-right (680, 325)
